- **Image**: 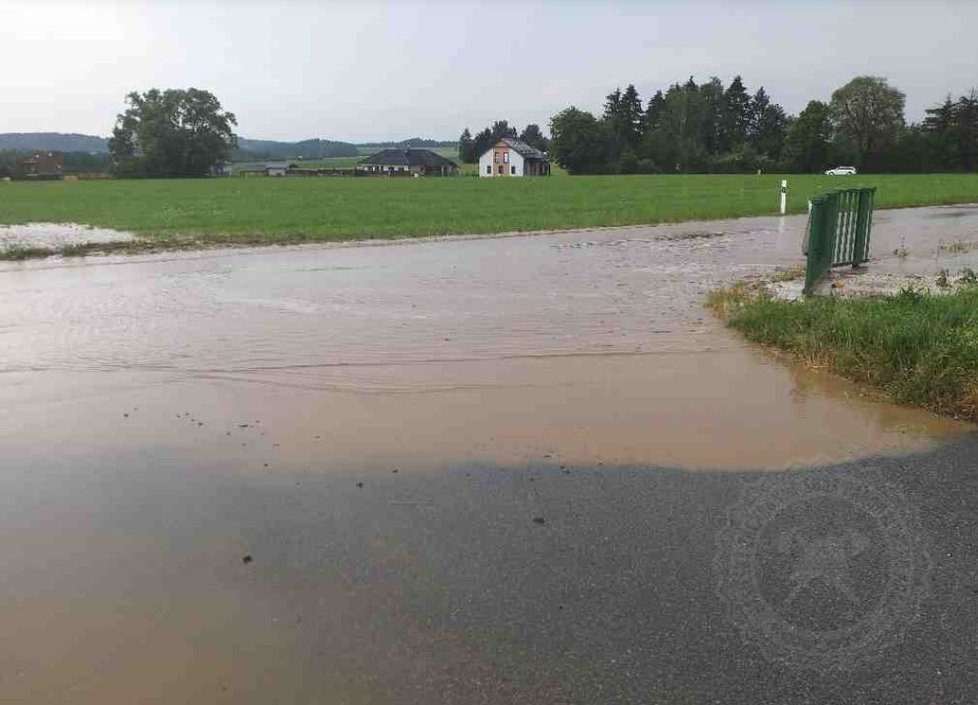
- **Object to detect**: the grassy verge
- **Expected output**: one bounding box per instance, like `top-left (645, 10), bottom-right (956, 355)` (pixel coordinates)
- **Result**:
top-left (1, 173), bottom-right (977, 260)
top-left (708, 283), bottom-right (978, 421)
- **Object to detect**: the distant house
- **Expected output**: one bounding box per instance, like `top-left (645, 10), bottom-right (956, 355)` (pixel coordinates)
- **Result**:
top-left (357, 148), bottom-right (458, 176)
top-left (20, 152), bottom-right (64, 179)
top-left (478, 138), bottom-right (550, 177)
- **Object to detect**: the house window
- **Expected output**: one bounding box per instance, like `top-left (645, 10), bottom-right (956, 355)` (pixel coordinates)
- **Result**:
top-left (486, 165), bottom-right (491, 174)
top-left (511, 166), bottom-right (516, 175)
top-left (503, 152), bottom-right (509, 164)
top-left (493, 152), bottom-right (500, 164)
top-left (497, 165), bottom-right (503, 174)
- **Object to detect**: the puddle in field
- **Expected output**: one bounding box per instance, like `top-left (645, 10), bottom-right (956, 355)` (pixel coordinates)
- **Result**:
top-left (872, 204), bottom-right (978, 276)
top-left (1, 205), bottom-right (977, 704)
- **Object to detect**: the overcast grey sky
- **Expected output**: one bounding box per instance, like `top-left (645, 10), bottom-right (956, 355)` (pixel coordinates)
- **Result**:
top-left (2, 0), bottom-right (977, 142)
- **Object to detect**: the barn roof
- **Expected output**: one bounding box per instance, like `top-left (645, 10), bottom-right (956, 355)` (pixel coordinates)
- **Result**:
top-left (359, 148), bottom-right (457, 168)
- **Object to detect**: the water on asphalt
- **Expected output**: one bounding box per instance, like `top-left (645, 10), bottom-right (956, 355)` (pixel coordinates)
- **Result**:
top-left (2, 205), bottom-right (978, 703)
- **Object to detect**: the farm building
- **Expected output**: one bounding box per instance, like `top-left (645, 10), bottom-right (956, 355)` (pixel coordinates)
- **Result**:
top-left (357, 149), bottom-right (458, 176)
top-left (20, 152), bottom-right (64, 179)
top-left (237, 162), bottom-right (296, 177)
top-left (478, 138), bottom-right (550, 177)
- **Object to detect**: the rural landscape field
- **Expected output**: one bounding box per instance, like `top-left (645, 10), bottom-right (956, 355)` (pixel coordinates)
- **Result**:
top-left (2, 173), bottom-right (978, 255)
top-left (6, 1), bottom-right (978, 704)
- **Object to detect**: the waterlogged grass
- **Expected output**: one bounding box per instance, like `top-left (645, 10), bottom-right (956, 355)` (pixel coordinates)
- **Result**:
top-left (0, 173), bottom-right (977, 259)
top-left (0, 240), bottom-right (164, 260)
top-left (709, 284), bottom-right (978, 421)
top-left (0, 244), bottom-right (56, 261)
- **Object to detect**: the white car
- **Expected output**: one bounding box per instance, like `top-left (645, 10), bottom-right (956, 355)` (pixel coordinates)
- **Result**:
top-left (824, 166), bottom-right (857, 175)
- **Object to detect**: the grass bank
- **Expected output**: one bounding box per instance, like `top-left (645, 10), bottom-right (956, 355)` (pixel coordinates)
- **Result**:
top-left (1, 173), bottom-right (977, 259)
top-left (708, 283), bottom-right (978, 421)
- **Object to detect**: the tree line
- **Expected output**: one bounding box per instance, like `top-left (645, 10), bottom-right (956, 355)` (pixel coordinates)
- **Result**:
top-left (10, 79), bottom-right (976, 180)
top-left (545, 75), bottom-right (978, 175)
top-left (457, 121), bottom-right (550, 163)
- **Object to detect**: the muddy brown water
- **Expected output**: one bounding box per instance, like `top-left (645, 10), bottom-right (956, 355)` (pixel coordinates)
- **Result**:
top-left (1, 205), bottom-right (976, 703)
top-left (3, 208), bottom-right (974, 470)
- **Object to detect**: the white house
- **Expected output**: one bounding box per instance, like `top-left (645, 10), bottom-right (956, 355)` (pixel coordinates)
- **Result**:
top-left (478, 138), bottom-right (550, 177)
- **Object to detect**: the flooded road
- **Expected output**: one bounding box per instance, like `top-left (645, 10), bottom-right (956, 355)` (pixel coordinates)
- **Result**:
top-left (2, 205), bottom-right (978, 703)
top-left (2, 207), bottom-right (972, 471)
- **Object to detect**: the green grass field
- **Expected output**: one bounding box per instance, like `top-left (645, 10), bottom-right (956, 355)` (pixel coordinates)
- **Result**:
top-left (1, 173), bottom-right (977, 256)
top-left (709, 283), bottom-right (978, 421)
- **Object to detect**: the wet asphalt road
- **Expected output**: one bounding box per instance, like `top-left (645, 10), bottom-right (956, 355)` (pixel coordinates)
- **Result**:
top-left (225, 444), bottom-right (978, 704)
top-left (236, 445), bottom-right (978, 704)
top-left (5, 428), bottom-right (977, 703)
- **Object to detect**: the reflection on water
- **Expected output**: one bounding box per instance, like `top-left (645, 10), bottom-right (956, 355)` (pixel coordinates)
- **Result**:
top-left (1, 206), bottom-right (977, 703)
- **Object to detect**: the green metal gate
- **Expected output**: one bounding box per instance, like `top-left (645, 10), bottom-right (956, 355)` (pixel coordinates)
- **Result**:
top-left (803, 187), bottom-right (876, 295)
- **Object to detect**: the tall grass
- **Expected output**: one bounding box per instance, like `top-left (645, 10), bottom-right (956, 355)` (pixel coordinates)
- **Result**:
top-left (711, 285), bottom-right (978, 420)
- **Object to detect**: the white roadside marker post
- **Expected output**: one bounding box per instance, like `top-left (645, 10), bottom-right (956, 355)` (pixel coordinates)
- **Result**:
top-left (780, 179), bottom-right (788, 215)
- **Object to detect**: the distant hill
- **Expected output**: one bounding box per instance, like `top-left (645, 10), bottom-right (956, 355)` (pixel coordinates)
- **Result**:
top-left (0, 133), bottom-right (361, 161)
top-left (234, 137), bottom-right (457, 161)
top-left (0, 132), bottom-right (457, 162)
top-left (0, 132), bottom-right (109, 153)
top-left (358, 137), bottom-right (457, 150)
top-left (234, 137), bottom-right (361, 161)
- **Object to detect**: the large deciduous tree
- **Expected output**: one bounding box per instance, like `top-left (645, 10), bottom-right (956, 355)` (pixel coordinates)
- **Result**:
top-left (108, 88), bottom-right (237, 178)
top-left (549, 107), bottom-right (612, 174)
top-left (638, 79), bottom-right (711, 172)
top-left (829, 76), bottom-right (905, 167)
top-left (781, 100), bottom-right (833, 172)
